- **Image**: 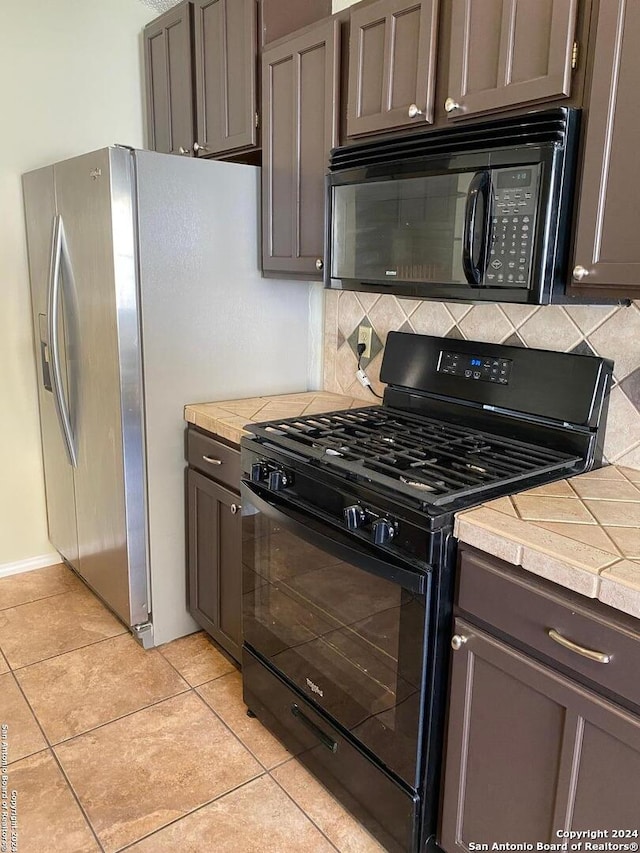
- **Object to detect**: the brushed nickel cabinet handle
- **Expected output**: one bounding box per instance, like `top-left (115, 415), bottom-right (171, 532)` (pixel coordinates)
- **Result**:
top-left (451, 634), bottom-right (468, 651)
top-left (444, 97), bottom-right (460, 113)
top-left (408, 103), bottom-right (425, 118)
top-left (572, 265), bottom-right (590, 281)
top-left (193, 142), bottom-right (209, 154)
top-left (547, 629), bottom-right (611, 664)
top-left (230, 503), bottom-right (241, 514)
top-left (315, 258), bottom-right (324, 271)
top-left (202, 455), bottom-right (223, 465)
top-left (178, 146), bottom-right (190, 155)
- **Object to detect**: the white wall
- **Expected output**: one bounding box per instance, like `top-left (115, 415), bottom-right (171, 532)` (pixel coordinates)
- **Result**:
top-left (0, 0), bottom-right (152, 569)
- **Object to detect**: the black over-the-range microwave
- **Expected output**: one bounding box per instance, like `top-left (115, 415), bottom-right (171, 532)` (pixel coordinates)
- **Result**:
top-left (325, 108), bottom-right (581, 305)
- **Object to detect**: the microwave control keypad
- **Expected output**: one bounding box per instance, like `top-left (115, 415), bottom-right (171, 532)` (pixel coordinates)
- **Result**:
top-left (486, 168), bottom-right (538, 287)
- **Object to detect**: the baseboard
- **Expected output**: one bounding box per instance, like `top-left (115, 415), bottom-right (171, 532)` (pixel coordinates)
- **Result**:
top-left (0, 553), bottom-right (61, 579)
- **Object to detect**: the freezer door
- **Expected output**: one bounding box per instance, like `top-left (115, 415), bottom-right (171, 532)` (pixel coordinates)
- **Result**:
top-left (23, 166), bottom-right (79, 564)
top-left (53, 148), bottom-right (149, 628)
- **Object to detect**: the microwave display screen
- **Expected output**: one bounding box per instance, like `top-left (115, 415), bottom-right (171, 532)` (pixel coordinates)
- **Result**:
top-left (497, 169), bottom-right (532, 188)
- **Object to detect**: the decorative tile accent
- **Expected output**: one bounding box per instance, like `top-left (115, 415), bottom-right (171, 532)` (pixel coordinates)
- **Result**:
top-left (619, 366), bottom-right (640, 409)
top-left (571, 340), bottom-right (597, 357)
top-left (503, 332), bottom-right (525, 347)
top-left (346, 318), bottom-right (383, 367)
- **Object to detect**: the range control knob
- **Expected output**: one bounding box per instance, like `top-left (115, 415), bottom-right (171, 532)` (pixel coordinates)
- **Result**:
top-left (250, 461), bottom-right (269, 483)
top-left (372, 519), bottom-right (396, 546)
top-left (268, 469), bottom-right (290, 491)
top-left (344, 504), bottom-right (367, 530)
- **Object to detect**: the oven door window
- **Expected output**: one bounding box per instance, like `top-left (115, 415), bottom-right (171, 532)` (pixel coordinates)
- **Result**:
top-left (331, 173), bottom-right (476, 286)
top-left (242, 487), bottom-right (430, 789)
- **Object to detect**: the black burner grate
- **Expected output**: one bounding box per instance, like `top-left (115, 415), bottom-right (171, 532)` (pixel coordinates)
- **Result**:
top-left (249, 406), bottom-right (581, 506)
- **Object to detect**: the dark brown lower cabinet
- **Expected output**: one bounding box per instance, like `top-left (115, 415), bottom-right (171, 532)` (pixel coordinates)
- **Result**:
top-left (440, 618), bottom-right (640, 850)
top-left (187, 466), bottom-right (242, 662)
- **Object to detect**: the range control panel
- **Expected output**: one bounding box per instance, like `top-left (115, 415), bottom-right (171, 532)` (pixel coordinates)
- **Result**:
top-left (485, 166), bottom-right (540, 288)
top-left (438, 350), bottom-right (513, 385)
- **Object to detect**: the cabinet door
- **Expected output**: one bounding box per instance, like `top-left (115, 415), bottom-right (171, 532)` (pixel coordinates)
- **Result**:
top-left (187, 468), bottom-right (242, 662)
top-left (193, 0), bottom-right (258, 157)
top-left (444, 0), bottom-right (578, 121)
top-left (144, 1), bottom-right (195, 156)
top-left (262, 18), bottom-right (340, 277)
top-left (347, 0), bottom-right (439, 137)
top-left (570, 0), bottom-right (640, 297)
top-left (439, 619), bottom-right (640, 850)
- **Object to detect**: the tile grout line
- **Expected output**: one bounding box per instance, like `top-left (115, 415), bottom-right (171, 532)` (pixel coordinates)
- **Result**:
top-left (4, 627), bottom-right (129, 673)
top-left (190, 683), bottom-right (277, 774)
top-left (0, 582), bottom-right (84, 615)
top-left (113, 773), bottom-right (271, 853)
top-left (267, 769), bottom-right (342, 853)
top-left (7, 668), bottom-right (107, 853)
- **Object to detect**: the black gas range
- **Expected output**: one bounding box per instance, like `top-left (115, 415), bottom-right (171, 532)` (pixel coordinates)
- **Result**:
top-left (240, 332), bottom-right (612, 853)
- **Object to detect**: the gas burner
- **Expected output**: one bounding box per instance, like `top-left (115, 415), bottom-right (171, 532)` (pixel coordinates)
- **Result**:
top-left (249, 405), bottom-right (581, 508)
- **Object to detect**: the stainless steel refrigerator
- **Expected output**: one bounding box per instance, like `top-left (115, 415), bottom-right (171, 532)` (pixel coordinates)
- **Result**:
top-left (23, 147), bottom-right (318, 646)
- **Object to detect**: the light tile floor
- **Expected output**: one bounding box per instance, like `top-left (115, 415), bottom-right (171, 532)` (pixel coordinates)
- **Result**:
top-left (0, 564), bottom-right (386, 852)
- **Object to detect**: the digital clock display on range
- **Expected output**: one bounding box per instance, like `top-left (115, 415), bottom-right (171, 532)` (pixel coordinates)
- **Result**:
top-left (438, 350), bottom-right (513, 385)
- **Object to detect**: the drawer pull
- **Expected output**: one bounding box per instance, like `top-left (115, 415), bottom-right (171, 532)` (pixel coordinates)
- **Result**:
top-left (202, 455), bottom-right (223, 465)
top-left (230, 503), bottom-right (241, 515)
top-left (547, 629), bottom-right (611, 664)
top-left (291, 703), bottom-right (338, 753)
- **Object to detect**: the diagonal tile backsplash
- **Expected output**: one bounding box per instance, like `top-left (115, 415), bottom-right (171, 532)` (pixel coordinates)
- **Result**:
top-left (322, 292), bottom-right (640, 467)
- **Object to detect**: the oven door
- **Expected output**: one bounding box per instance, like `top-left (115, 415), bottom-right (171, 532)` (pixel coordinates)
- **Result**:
top-left (242, 480), bottom-right (431, 790)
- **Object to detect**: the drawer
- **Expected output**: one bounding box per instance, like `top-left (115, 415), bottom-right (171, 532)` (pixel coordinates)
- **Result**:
top-left (187, 427), bottom-right (240, 490)
top-left (242, 647), bottom-right (417, 853)
top-left (457, 547), bottom-right (640, 711)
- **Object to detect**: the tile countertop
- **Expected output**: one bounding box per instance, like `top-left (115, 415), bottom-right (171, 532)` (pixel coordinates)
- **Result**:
top-left (455, 465), bottom-right (640, 620)
top-left (184, 391), bottom-right (375, 445)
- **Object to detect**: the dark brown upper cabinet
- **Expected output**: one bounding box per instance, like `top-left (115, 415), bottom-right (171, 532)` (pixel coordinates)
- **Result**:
top-left (262, 18), bottom-right (340, 277)
top-left (346, 0), bottom-right (439, 137)
top-left (144, 1), bottom-right (195, 156)
top-left (443, 0), bottom-right (579, 121)
top-left (193, 0), bottom-right (259, 158)
top-left (570, 0), bottom-right (640, 298)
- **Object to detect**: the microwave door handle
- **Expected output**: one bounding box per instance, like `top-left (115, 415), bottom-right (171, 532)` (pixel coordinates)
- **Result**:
top-left (462, 171), bottom-right (491, 286)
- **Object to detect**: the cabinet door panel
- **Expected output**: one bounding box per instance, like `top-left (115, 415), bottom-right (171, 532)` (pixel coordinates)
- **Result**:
top-left (440, 621), bottom-right (566, 849)
top-left (194, 0), bottom-right (257, 157)
top-left (187, 468), bottom-right (241, 662)
top-left (571, 0), bottom-right (640, 295)
top-left (144, 1), bottom-right (195, 155)
top-left (262, 19), bottom-right (340, 277)
top-left (570, 717), bottom-right (640, 829)
top-left (446, 0), bottom-right (578, 120)
top-left (347, 0), bottom-right (439, 136)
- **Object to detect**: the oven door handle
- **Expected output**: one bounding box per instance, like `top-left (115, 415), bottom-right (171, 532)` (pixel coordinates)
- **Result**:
top-left (462, 170), bottom-right (491, 287)
top-left (241, 482), bottom-right (428, 596)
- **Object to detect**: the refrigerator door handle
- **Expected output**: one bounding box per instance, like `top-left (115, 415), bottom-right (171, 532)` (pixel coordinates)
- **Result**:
top-left (47, 213), bottom-right (77, 468)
